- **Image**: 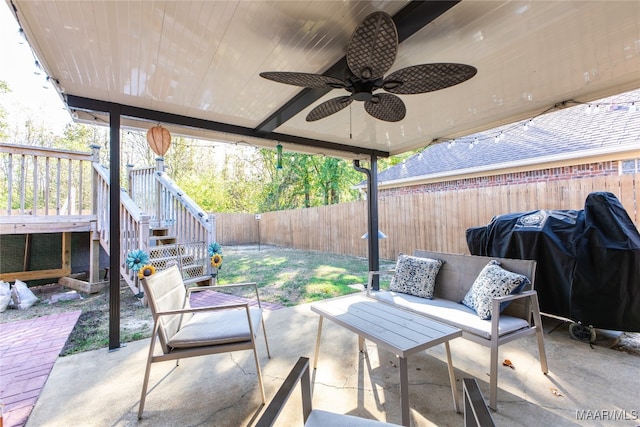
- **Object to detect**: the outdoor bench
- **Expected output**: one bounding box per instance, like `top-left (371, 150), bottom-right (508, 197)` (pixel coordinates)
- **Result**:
top-left (367, 250), bottom-right (548, 411)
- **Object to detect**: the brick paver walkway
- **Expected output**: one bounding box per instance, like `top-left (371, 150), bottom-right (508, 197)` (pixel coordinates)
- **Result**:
top-left (0, 311), bottom-right (82, 427)
top-left (190, 289), bottom-right (284, 311)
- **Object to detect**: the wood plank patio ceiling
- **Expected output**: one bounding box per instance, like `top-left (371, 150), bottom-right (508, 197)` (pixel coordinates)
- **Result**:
top-left (8, 0), bottom-right (640, 159)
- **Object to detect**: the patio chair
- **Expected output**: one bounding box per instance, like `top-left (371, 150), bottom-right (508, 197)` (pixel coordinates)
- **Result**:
top-left (137, 265), bottom-right (271, 419)
top-left (462, 378), bottom-right (495, 427)
top-left (255, 357), bottom-right (401, 427)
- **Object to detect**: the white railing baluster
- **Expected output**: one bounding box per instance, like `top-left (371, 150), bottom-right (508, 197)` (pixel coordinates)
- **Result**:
top-left (20, 154), bottom-right (26, 214)
top-left (44, 157), bottom-right (50, 215)
top-left (6, 153), bottom-right (13, 215)
top-left (56, 158), bottom-right (61, 215)
top-left (32, 156), bottom-right (38, 215)
top-left (67, 159), bottom-right (72, 215)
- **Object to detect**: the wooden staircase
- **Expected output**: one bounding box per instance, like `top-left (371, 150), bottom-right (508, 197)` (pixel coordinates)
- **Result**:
top-left (147, 225), bottom-right (213, 287)
top-left (103, 160), bottom-right (216, 296)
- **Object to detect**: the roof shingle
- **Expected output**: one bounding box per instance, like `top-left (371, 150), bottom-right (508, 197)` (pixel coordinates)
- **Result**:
top-left (376, 90), bottom-right (640, 184)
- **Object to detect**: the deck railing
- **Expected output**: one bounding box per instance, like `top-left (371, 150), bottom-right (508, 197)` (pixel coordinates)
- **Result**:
top-left (128, 162), bottom-right (215, 274)
top-left (93, 161), bottom-right (151, 293)
top-left (0, 143), bottom-right (97, 217)
top-left (127, 164), bottom-right (157, 217)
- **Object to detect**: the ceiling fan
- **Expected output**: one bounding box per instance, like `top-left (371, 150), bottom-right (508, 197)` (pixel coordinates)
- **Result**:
top-left (260, 11), bottom-right (477, 122)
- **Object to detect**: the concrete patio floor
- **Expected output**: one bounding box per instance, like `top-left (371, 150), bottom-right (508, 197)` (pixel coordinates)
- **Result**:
top-left (27, 300), bottom-right (639, 427)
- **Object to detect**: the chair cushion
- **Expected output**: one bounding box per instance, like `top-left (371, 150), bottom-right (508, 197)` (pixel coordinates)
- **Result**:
top-left (389, 255), bottom-right (443, 299)
top-left (461, 260), bottom-right (530, 320)
top-left (168, 306), bottom-right (263, 348)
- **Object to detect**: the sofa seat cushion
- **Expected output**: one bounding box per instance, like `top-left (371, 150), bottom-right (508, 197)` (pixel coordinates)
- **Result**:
top-left (168, 307), bottom-right (262, 349)
top-left (370, 291), bottom-right (529, 340)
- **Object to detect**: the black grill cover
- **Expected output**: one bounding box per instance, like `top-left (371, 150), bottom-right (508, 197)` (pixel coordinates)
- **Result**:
top-left (466, 192), bottom-right (640, 332)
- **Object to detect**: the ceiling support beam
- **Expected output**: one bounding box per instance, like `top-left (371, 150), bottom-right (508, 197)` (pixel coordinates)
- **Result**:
top-left (66, 95), bottom-right (388, 158)
top-left (254, 0), bottom-right (461, 134)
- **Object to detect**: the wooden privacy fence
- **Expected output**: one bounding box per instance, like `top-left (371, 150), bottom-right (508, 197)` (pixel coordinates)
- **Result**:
top-left (216, 174), bottom-right (639, 260)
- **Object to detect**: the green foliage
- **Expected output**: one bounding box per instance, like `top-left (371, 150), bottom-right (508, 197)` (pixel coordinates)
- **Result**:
top-left (55, 123), bottom-right (95, 151)
top-left (173, 142), bottom-right (265, 213)
top-left (257, 148), bottom-right (362, 212)
top-left (0, 80), bottom-right (9, 141)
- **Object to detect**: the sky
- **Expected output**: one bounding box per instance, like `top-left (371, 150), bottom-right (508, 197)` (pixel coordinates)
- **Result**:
top-left (0, 2), bottom-right (73, 134)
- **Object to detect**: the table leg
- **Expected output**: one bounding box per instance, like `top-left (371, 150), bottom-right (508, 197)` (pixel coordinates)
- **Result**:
top-left (444, 341), bottom-right (459, 413)
top-left (358, 335), bottom-right (365, 352)
top-left (399, 356), bottom-right (410, 426)
top-left (313, 316), bottom-right (323, 369)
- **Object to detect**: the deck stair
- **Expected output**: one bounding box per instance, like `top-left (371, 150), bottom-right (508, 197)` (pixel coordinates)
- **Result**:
top-left (115, 161), bottom-right (217, 296)
top-left (146, 230), bottom-right (213, 287)
top-left (148, 226), bottom-right (177, 246)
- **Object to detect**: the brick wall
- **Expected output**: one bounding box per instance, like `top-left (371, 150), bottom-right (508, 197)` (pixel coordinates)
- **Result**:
top-left (379, 160), bottom-right (620, 198)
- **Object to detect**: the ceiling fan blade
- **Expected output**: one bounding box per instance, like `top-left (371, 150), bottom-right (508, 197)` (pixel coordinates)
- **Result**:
top-left (260, 72), bottom-right (347, 89)
top-left (306, 96), bottom-right (353, 121)
top-left (383, 63), bottom-right (477, 94)
top-left (347, 12), bottom-right (398, 80)
top-left (364, 93), bottom-right (405, 122)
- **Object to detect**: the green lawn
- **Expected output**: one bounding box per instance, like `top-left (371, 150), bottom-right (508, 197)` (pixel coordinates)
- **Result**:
top-left (216, 245), bottom-right (395, 306)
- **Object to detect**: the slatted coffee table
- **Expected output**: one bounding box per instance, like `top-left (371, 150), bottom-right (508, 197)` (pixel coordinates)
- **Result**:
top-left (311, 293), bottom-right (462, 427)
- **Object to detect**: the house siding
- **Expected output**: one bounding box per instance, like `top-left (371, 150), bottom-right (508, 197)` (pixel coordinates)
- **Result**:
top-left (379, 160), bottom-right (620, 198)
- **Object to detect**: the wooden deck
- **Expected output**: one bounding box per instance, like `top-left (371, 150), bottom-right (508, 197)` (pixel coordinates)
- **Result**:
top-left (0, 215), bottom-right (96, 235)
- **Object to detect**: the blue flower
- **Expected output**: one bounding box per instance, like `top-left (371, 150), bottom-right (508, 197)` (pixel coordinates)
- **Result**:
top-left (126, 249), bottom-right (150, 272)
top-left (208, 242), bottom-right (222, 257)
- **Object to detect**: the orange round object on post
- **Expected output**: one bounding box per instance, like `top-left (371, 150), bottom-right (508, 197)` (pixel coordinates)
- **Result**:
top-left (146, 125), bottom-right (172, 156)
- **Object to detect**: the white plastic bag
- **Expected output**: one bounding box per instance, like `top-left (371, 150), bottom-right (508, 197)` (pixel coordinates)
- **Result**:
top-left (10, 279), bottom-right (39, 310)
top-left (0, 281), bottom-right (11, 312)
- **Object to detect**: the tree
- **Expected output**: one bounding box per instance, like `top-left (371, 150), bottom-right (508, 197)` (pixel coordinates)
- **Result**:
top-left (0, 81), bottom-right (9, 141)
top-left (256, 148), bottom-right (362, 212)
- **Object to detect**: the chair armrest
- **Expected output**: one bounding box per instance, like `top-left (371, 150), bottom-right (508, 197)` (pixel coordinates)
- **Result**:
top-left (492, 289), bottom-right (536, 304)
top-left (368, 270), bottom-right (395, 277)
top-left (189, 282), bottom-right (258, 291)
top-left (366, 270), bottom-right (395, 295)
top-left (255, 357), bottom-right (312, 427)
top-left (491, 290), bottom-right (538, 332)
top-left (188, 282), bottom-right (263, 309)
